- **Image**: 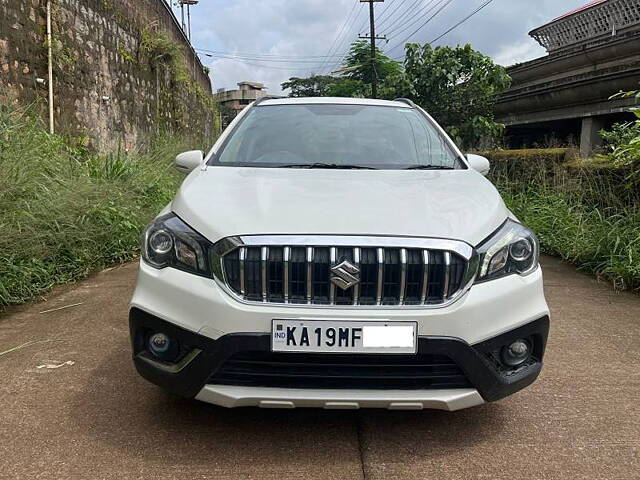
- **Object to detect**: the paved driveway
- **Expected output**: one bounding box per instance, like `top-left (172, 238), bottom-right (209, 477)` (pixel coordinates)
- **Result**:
top-left (0, 256), bottom-right (638, 479)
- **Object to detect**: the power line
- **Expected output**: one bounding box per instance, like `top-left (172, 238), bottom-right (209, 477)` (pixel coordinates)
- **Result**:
top-left (325, 6), bottom-right (366, 73)
top-left (383, 0), bottom-right (439, 35)
top-left (195, 50), bottom-right (347, 64)
top-left (385, 0), bottom-right (448, 39)
top-left (429, 0), bottom-right (495, 44)
top-left (373, 0), bottom-right (399, 28)
top-left (376, 0), bottom-right (414, 30)
top-left (323, 2), bottom-right (371, 74)
top-left (199, 54), bottom-right (329, 72)
top-left (385, 0), bottom-right (454, 55)
top-left (317, 2), bottom-right (360, 72)
top-left (194, 47), bottom-right (347, 59)
top-left (318, 0), bottom-right (361, 73)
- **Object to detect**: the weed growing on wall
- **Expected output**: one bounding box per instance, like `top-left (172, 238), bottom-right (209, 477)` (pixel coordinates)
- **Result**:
top-left (141, 29), bottom-right (190, 83)
top-left (118, 44), bottom-right (135, 63)
top-left (140, 28), bottom-right (217, 135)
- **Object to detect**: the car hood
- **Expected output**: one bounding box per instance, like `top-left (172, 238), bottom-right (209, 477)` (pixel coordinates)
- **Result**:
top-left (171, 167), bottom-right (510, 247)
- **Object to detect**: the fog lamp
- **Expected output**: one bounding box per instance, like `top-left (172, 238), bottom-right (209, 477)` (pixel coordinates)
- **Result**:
top-left (148, 333), bottom-right (171, 357)
top-left (501, 339), bottom-right (531, 367)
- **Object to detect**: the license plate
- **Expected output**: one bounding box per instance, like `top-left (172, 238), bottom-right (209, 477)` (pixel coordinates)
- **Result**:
top-left (271, 319), bottom-right (417, 354)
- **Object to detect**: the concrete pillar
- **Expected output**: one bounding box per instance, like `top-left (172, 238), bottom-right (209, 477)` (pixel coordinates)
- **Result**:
top-left (580, 116), bottom-right (605, 158)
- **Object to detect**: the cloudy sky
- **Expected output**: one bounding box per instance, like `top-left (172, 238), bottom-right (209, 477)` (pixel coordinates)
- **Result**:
top-left (169, 0), bottom-right (589, 94)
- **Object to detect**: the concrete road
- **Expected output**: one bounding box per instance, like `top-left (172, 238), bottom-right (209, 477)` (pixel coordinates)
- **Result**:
top-left (1, 256), bottom-right (638, 479)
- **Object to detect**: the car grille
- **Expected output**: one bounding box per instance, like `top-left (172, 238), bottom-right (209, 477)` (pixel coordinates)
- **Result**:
top-left (218, 241), bottom-right (470, 306)
top-left (209, 351), bottom-right (472, 390)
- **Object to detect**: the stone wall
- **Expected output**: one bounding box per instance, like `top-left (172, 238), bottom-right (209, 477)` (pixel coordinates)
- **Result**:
top-left (0, 0), bottom-right (216, 152)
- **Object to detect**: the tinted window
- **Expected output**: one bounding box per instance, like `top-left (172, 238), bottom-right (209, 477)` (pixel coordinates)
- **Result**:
top-left (213, 104), bottom-right (463, 169)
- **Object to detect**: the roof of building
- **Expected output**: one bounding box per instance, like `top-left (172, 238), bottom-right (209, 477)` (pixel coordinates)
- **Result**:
top-left (237, 81), bottom-right (265, 89)
top-left (549, 0), bottom-right (607, 24)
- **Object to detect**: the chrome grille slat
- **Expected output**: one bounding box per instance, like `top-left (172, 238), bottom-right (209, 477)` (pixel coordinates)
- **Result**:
top-left (353, 247), bottom-right (361, 306)
top-left (261, 247), bottom-right (268, 302)
top-left (399, 248), bottom-right (408, 305)
top-left (306, 247), bottom-right (313, 305)
top-left (421, 250), bottom-right (430, 305)
top-left (329, 247), bottom-right (337, 305)
top-left (283, 246), bottom-right (290, 303)
top-left (239, 247), bottom-right (247, 296)
top-left (443, 251), bottom-right (451, 300)
top-left (219, 239), bottom-right (471, 308)
top-left (376, 248), bottom-right (384, 306)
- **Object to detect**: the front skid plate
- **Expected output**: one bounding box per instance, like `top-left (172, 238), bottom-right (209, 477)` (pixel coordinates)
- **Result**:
top-left (195, 385), bottom-right (484, 410)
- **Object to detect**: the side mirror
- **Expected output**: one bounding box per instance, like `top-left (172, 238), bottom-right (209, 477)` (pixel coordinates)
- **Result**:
top-left (175, 150), bottom-right (204, 174)
top-left (466, 154), bottom-right (490, 176)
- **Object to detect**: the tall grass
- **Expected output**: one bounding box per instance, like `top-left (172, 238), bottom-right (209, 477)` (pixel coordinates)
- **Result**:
top-left (0, 107), bottom-right (194, 308)
top-left (489, 151), bottom-right (640, 291)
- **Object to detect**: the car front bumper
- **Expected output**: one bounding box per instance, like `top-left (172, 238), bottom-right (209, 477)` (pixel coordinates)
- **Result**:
top-left (130, 307), bottom-right (549, 410)
top-left (130, 260), bottom-right (550, 410)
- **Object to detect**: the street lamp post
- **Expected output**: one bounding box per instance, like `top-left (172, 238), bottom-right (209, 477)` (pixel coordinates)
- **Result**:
top-left (178, 0), bottom-right (199, 40)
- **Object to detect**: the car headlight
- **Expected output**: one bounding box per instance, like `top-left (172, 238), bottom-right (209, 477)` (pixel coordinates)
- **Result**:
top-left (475, 219), bottom-right (539, 282)
top-left (142, 213), bottom-right (213, 277)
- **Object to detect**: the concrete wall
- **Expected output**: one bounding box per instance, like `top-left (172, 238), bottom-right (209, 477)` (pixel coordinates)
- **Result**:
top-left (0, 0), bottom-right (216, 152)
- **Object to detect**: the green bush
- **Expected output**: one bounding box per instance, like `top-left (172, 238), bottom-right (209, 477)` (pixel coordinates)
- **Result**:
top-left (482, 148), bottom-right (570, 163)
top-left (0, 107), bottom-right (195, 308)
top-left (600, 108), bottom-right (640, 187)
top-left (485, 148), bottom-right (640, 291)
top-left (483, 148), bottom-right (571, 192)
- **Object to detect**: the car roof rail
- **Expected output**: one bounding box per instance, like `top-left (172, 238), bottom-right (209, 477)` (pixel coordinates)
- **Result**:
top-left (394, 98), bottom-right (417, 108)
top-left (253, 96), bottom-right (282, 106)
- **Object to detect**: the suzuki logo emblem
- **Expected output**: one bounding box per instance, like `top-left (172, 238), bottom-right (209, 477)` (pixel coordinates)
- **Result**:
top-left (330, 260), bottom-right (360, 290)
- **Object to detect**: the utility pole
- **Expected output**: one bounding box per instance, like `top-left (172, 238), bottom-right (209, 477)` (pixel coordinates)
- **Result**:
top-left (178, 0), bottom-right (199, 40)
top-left (46, 0), bottom-right (54, 134)
top-left (187, 3), bottom-right (192, 40)
top-left (359, 0), bottom-right (386, 99)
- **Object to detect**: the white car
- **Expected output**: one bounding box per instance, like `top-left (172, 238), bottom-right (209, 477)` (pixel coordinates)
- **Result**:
top-left (130, 97), bottom-right (549, 411)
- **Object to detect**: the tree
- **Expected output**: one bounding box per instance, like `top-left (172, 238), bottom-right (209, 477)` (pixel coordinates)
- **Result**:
top-left (281, 75), bottom-right (336, 97)
top-left (326, 78), bottom-right (368, 97)
top-left (281, 75), bottom-right (367, 98)
top-left (281, 41), bottom-right (399, 98)
top-left (381, 43), bottom-right (511, 149)
top-left (342, 40), bottom-right (401, 86)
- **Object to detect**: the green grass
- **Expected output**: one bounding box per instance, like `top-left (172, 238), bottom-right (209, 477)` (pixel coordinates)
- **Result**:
top-left (490, 150), bottom-right (640, 292)
top-left (0, 107), bottom-right (196, 308)
top-left (502, 189), bottom-right (640, 290)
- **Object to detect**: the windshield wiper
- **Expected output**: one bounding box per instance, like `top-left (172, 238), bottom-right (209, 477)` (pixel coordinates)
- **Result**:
top-left (404, 165), bottom-right (456, 170)
top-left (276, 163), bottom-right (378, 170)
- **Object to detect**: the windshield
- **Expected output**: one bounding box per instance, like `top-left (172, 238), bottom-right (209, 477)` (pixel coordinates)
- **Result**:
top-left (212, 104), bottom-right (464, 170)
